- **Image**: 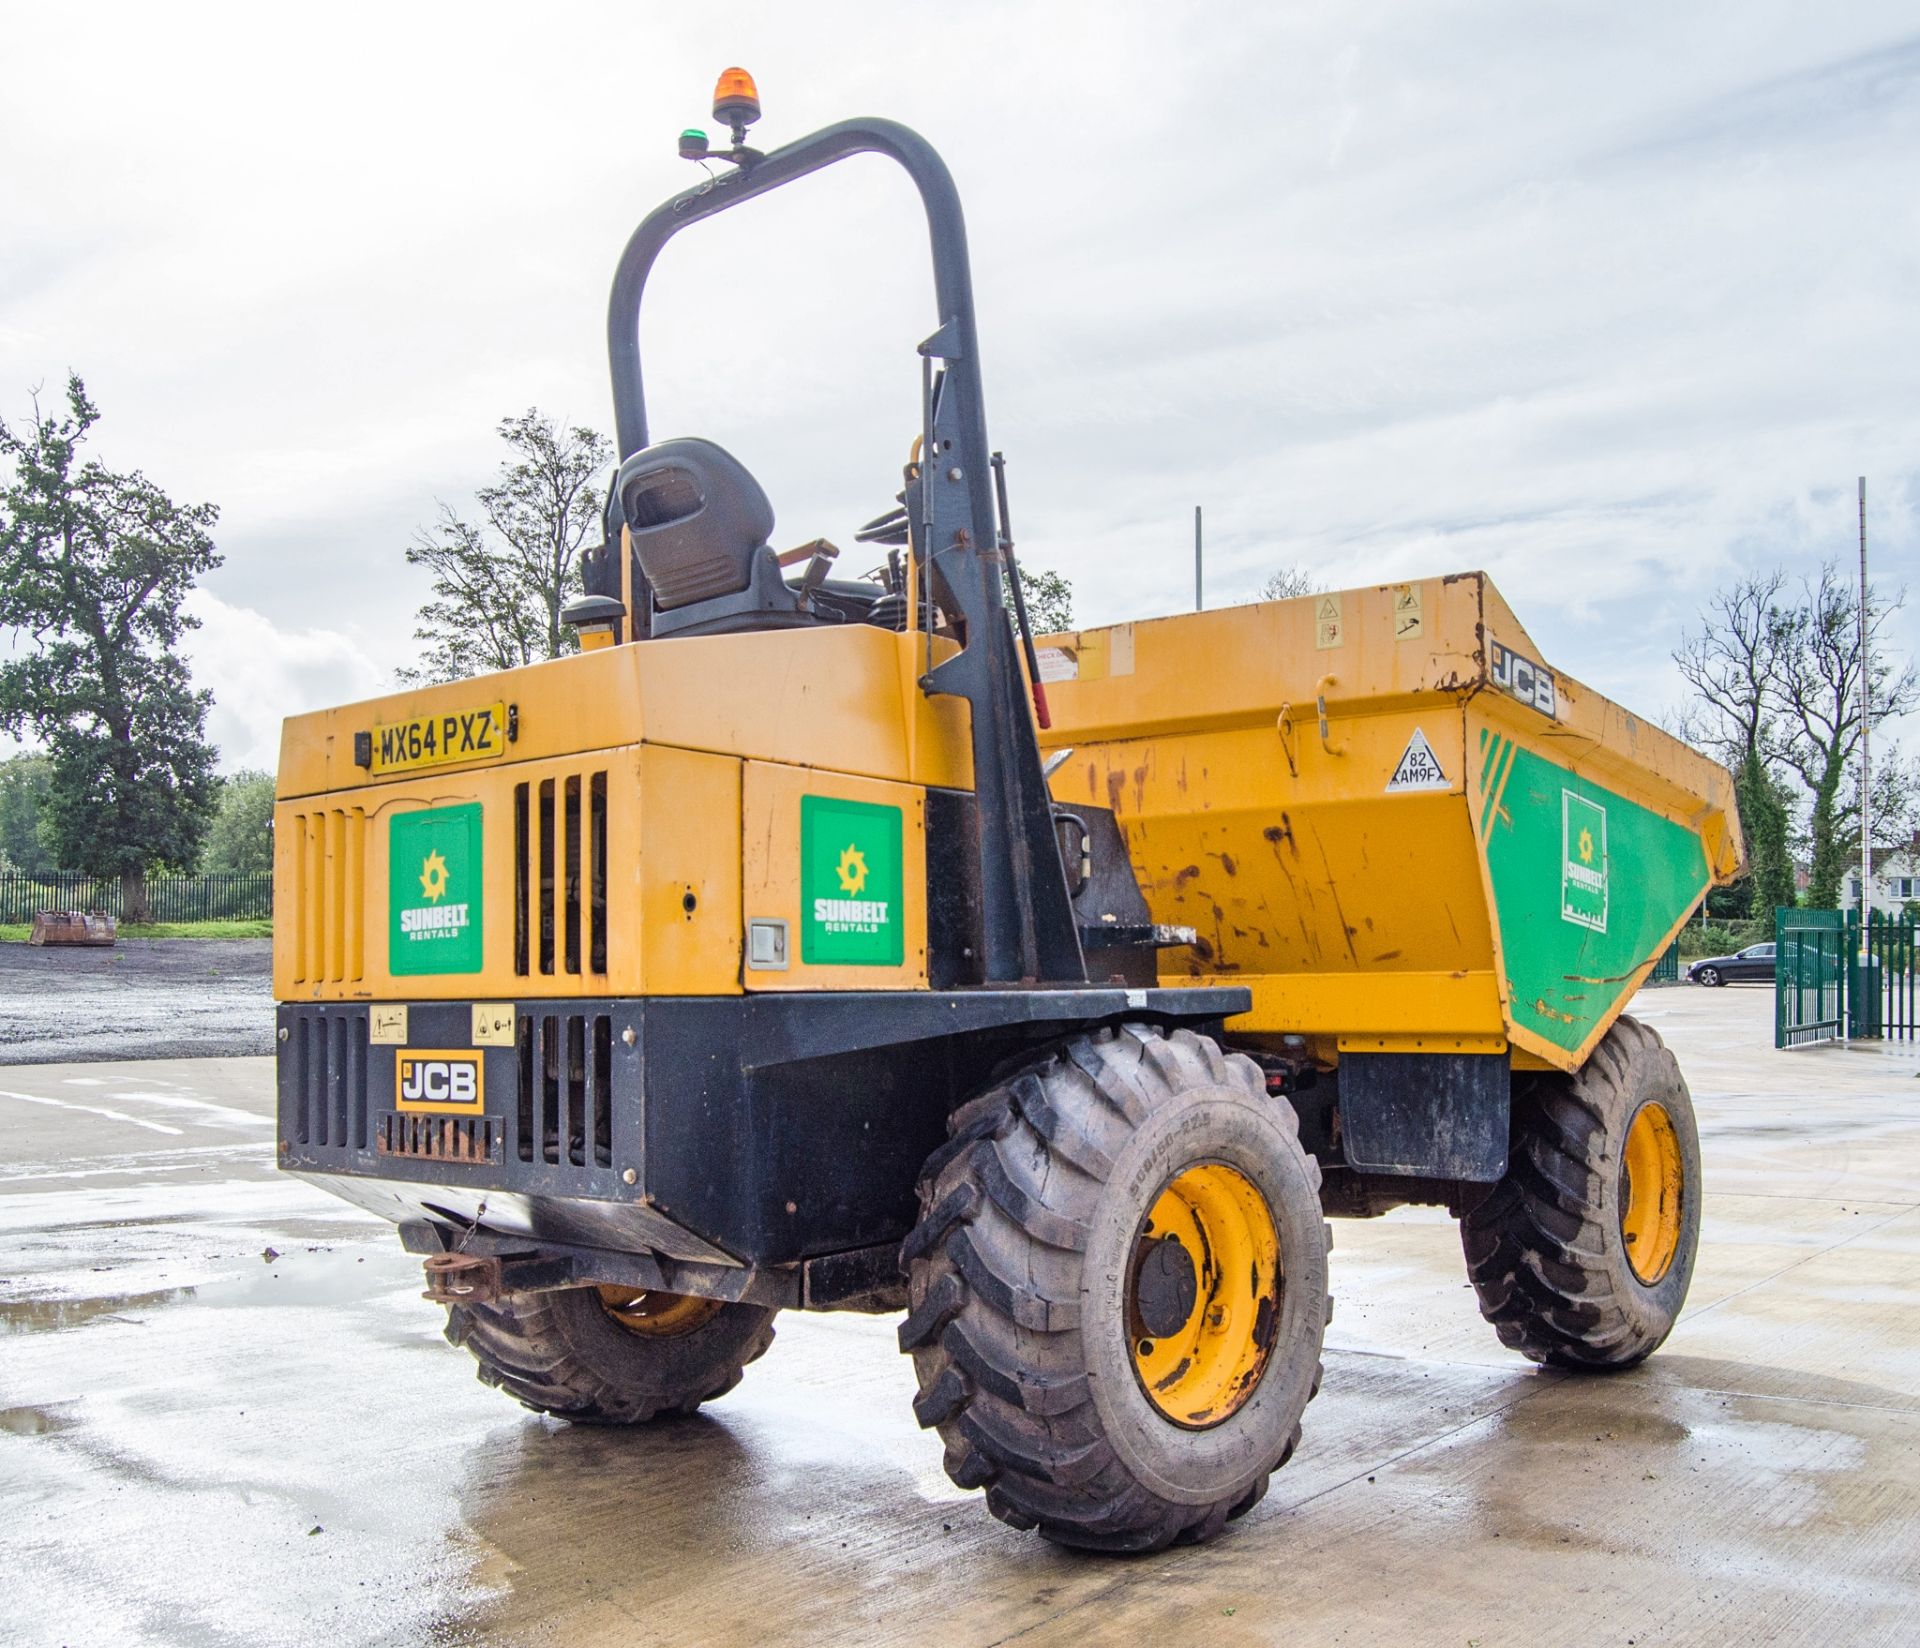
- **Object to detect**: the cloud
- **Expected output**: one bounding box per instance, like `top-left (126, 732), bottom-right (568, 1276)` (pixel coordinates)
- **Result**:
top-left (181, 591), bottom-right (388, 773)
top-left (1, 2), bottom-right (1915, 760)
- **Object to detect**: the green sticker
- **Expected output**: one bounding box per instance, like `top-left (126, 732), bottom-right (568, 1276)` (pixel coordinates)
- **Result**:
top-left (800, 795), bottom-right (904, 967)
top-left (1479, 734), bottom-right (1708, 1052)
top-left (389, 804), bottom-right (484, 975)
top-left (1560, 791), bottom-right (1609, 932)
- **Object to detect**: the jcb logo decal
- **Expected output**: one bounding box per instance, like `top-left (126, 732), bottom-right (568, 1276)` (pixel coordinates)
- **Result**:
top-left (395, 1050), bottom-right (485, 1114)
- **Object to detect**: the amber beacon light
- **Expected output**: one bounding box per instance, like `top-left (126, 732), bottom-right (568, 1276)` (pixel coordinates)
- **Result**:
top-left (712, 67), bottom-right (761, 143)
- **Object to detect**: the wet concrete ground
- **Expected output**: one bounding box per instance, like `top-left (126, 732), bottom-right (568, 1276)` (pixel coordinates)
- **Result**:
top-left (0, 940), bottom-right (272, 1064)
top-left (1, 986), bottom-right (1916, 1646)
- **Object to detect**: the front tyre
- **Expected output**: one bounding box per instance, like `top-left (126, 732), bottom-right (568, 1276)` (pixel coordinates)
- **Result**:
top-left (1461, 1015), bottom-right (1700, 1369)
top-left (1694, 966), bottom-right (1722, 987)
top-left (445, 1285), bottom-right (777, 1423)
top-left (899, 1025), bottom-right (1328, 1553)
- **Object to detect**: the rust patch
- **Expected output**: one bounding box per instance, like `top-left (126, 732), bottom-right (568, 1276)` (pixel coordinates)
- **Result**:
top-left (1153, 1357), bottom-right (1193, 1393)
top-left (1252, 1293), bottom-right (1277, 1350)
top-left (1373, 949), bottom-right (1402, 962)
top-left (1174, 864), bottom-right (1202, 889)
top-left (1190, 935), bottom-right (1216, 962)
top-left (1105, 770), bottom-right (1126, 813)
top-left (1215, 851), bottom-right (1238, 875)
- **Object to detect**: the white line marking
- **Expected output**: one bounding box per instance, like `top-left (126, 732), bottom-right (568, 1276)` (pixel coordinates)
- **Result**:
top-left (107, 1091), bottom-right (272, 1128)
top-left (0, 1090), bottom-right (185, 1136)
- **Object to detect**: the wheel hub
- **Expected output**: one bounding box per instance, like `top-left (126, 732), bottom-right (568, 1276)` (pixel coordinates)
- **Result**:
top-left (1618, 1101), bottom-right (1683, 1286)
top-left (596, 1285), bottom-right (724, 1337)
top-left (1127, 1161), bottom-right (1281, 1430)
top-left (1133, 1235), bottom-right (1199, 1339)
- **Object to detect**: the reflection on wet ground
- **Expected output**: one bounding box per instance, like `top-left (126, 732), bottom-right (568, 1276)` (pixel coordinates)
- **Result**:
top-left (2, 995), bottom-right (1919, 1646)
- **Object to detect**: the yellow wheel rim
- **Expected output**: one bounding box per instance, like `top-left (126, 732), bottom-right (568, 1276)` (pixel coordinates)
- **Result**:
top-left (1127, 1162), bottom-right (1281, 1429)
top-left (596, 1286), bottom-right (723, 1337)
top-left (1619, 1102), bottom-right (1684, 1286)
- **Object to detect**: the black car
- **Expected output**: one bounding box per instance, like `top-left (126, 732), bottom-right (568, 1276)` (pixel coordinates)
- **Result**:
top-left (1687, 942), bottom-right (1776, 986)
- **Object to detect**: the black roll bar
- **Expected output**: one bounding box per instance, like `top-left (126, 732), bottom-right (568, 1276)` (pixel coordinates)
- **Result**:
top-left (604, 118), bottom-right (1083, 986)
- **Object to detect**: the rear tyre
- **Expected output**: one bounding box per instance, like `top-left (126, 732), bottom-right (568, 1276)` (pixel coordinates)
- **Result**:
top-left (444, 1285), bottom-right (777, 1423)
top-left (899, 1024), bottom-right (1328, 1553)
top-left (1461, 1015), bottom-right (1700, 1369)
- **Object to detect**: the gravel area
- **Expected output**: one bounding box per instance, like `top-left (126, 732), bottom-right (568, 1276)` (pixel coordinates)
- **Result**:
top-left (0, 938), bottom-right (273, 1064)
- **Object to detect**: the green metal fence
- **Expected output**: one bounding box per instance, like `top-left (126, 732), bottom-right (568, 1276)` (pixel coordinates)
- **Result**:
top-left (1776, 907), bottom-right (1917, 1047)
top-left (1775, 908), bottom-right (1848, 1048)
top-left (0, 871), bottom-right (273, 924)
top-left (1648, 937), bottom-right (1681, 985)
top-left (1848, 909), bottom-right (1917, 1042)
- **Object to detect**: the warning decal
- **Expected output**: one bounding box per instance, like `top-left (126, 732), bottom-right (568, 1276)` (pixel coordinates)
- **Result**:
top-left (1386, 727), bottom-right (1450, 793)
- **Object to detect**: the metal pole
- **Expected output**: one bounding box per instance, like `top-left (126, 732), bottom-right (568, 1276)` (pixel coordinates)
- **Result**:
top-left (1859, 476), bottom-right (1872, 938)
top-left (1194, 505), bottom-right (1203, 611)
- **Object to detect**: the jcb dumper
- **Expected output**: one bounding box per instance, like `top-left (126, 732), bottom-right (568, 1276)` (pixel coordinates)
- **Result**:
top-left (275, 74), bottom-right (1740, 1555)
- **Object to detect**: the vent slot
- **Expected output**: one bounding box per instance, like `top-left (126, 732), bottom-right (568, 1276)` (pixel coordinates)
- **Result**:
top-left (514, 769), bottom-right (608, 980)
top-left (288, 1011), bottom-right (368, 1150)
top-left (589, 773), bottom-right (608, 975)
top-left (289, 807), bottom-right (367, 986)
top-left (515, 1011), bottom-right (614, 1167)
top-left (514, 782), bottom-right (530, 976)
top-left (377, 1113), bottom-right (500, 1163)
top-left (539, 780), bottom-right (556, 974)
top-left (564, 776), bottom-right (582, 975)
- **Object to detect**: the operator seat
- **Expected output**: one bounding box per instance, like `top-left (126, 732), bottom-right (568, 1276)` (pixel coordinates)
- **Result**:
top-left (616, 437), bottom-right (810, 636)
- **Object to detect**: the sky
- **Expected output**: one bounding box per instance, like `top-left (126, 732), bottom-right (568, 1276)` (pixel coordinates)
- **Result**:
top-left (2, 2), bottom-right (1916, 773)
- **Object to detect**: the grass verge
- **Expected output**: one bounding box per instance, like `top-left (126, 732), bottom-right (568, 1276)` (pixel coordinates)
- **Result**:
top-left (0, 919), bottom-right (273, 942)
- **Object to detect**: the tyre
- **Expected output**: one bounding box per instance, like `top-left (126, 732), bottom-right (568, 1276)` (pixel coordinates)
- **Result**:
top-left (1461, 1015), bottom-right (1700, 1369)
top-left (444, 1284), bottom-right (777, 1423)
top-left (899, 1024), bottom-right (1328, 1552)
top-left (1694, 966), bottom-right (1721, 987)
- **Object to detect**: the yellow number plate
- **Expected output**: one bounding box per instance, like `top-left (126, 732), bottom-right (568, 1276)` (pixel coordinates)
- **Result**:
top-left (370, 703), bottom-right (507, 775)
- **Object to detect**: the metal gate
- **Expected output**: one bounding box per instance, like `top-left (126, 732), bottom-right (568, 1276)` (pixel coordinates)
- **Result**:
top-left (1848, 909), bottom-right (1917, 1041)
top-left (1775, 909), bottom-right (1848, 1048)
top-left (1776, 908), bottom-right (1918, 1046)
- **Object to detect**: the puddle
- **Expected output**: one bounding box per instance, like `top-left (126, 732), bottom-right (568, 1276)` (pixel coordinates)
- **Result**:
top-left (0, 1402), bottom-right (80, 1436)
top-left (0, 1285), bottom-right (199, 1334)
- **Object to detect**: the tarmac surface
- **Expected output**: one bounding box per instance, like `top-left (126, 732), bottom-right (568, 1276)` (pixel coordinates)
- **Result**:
top-left (1, 984), bottom-right (1916, 1646)
top-left (0, 939), bottom-right (273, 1064)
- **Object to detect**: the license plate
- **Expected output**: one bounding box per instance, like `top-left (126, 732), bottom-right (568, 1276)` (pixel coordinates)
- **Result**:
top-left (370, 703), bottom-right (507, 775)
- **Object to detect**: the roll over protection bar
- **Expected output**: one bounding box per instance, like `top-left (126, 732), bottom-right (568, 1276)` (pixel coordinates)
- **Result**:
top-left (604, 118), bottom-right (1083, 986)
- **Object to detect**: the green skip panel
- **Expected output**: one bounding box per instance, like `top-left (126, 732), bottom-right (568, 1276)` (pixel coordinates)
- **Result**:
top-left (1478, 731), bottom-right (1709, 1054)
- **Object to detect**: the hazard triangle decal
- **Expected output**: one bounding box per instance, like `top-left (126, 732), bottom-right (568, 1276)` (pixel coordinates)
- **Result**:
top-left (1386, 727), bottom-right (1450, 792)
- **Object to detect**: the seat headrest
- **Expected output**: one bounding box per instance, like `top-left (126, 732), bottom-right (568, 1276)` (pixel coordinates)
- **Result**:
top-left (616, 438), bottom-right (775, 611)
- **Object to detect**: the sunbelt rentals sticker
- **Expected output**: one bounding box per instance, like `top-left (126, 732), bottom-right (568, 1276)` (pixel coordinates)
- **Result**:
top-left (800, 794), bottom-right (903, 966)
top-left (1560, 790), bottom-right (1608, 933)
top-left (390, 804), bottom-right (484, 975)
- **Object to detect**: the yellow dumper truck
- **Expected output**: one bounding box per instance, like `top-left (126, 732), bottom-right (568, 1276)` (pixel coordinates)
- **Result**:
top-left (275, 76), bottom-right (1740, 1552)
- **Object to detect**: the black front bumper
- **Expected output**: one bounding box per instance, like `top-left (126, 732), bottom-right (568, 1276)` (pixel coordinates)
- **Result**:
top-left (278, 986), bottom-right (1248, 1272)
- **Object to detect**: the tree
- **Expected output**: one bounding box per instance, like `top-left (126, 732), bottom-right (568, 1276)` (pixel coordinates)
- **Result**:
top-left (1773, 565), bottom-right (1917, 908)
top-left (0, 377), bottom-right (220, 921)
top-left (0, 752), bottom-right (54, 873)
top-left (1015, 564), bottom-right (1073, 633)
top-left (401, 411), bottom-right (611, 684)
top-left (1260, 566), bottom-right (1325, 601)
top-left (1672, 572), bottom-right (1790, 770)
top-left (200, 769), bottom-right (276, 875)
top-left (1734, 747), bottom-right (1795, 917)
